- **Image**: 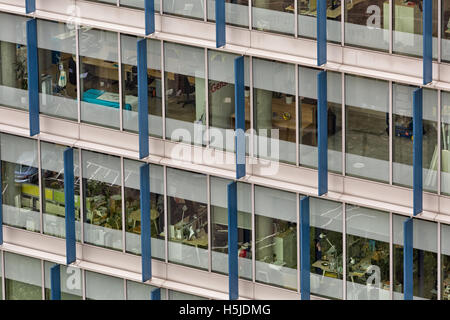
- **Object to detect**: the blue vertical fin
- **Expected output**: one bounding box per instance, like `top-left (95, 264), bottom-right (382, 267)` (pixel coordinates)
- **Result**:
top-left (234, 56), bottom-right (245, 179)
top-left (227, 181), bottom-right (238, 300)
top-left (50, 264), bottom-right (61, 300)
top-left (145, 0), bottom-right (155, 35)
top-left (27, 18), bottom-right (39, 136)
top-left (423, 0), bottom-right (432, 85)
top-left (403, 218), bottom-right (413, 300)
top-left (413, 88), bottom-right (423, 216)
top-left (140, 163), bottom-right (152, 282)
top-left (138, 39), bottom-right (149, 159)
top-left (216, 0), bottom-right (226, 48)
top-left (64, 148), bottom-right (76, 265)
top-left (317, 0), bottom-right (327, 66)
top-left (318, 71), bottom-right (328, 196)
top-left (300, 196), bottom-right (310, 300)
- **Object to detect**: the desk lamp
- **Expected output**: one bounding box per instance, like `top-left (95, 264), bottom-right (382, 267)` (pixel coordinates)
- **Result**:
top-left (319, 233), bottom-right (336, 255)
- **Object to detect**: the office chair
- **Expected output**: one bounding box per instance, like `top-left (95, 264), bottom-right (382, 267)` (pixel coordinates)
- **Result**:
top-left (177, 75), bottom-right (195, 108)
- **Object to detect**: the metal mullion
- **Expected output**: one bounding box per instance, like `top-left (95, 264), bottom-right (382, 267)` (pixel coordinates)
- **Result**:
top-left (118, 33), bottom-right (123, 131)
top-left (1, 251), bottom-right (5, 300)
top-left (342, 202), bottom-right (347, 300)
top-left (295, 64), bottom-right (299, 167)
top-left (121, 157), bottom-right (126, 253)
top-left (205, 48), bottom-right (210, 147)
top-left (341, 0), bottom-right (345, 46)
top-left (296, 193), bottom-right (300, 294)
top-left (37, 137), bottom-right (43, 234)
top-left (204, 0), bottom-right (207, 22)
top-left (248, 0), bottom-right (252, 31)
top-left (161, 40), bottom-right (166, 141)
top-left (294, 0), bottom-right (298, 38)
top-left (207, 175), bottom-right (211, 273)
top-left (389, 211), bottom-right (393, 299)
top-left (438, 90), bottom-right (441, 195)
top-left (163, 165), bottom-right (168, 264)
top-left (389, 81), bottom-right (393, 185)
top-left (160, 0), bottom-right (163, 14)
top-left (76, 24), bottom-right (81, 125)
top-left (438, 222), bottom-right (441, 300)
top-left (438, 0), bottom-right (442, 63)
top-left (251, 183), bottom-right (255, 286)
top-left (40, 259), bottom-right (45, 300)
top-left (249, 56), bottom-right (254, 160)
top-left (123, 278), bottom-right (127, 300)
top-left (79, 148), bottom-right (85, 244)
top-left (389, 0), bottom-right (393, 54)
top-left (82, 269), bottom-right (86, 300)
top-left (341, 72), bottom-right (345, 176)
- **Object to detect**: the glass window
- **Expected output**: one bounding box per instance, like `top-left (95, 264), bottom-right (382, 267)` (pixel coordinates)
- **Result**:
top-left (163, 0), bottom-right (205, 20)
top-left (164, 42), bottom-right (206, 145)
top-left (121, 36), bottom-right (163, 138)
top-left (85, 271), bottom-right (124, 300)
top-left (210, 177), bottom-right (252, 280)
top-left (253, 58), bottom-right (296, 164)
top-left (393, 85), bottom-right (438, 192)
top-left (82, 150), bottom-right (122, 251)
top-left (207, 0), bottom-right (249, 28)
top-left (299, 68), bottom-right (342, 172)
top-left (255, 186), bottom-right (297, 290)
top-left (393, 215), bottom-right (438, 300)
top-left (120, 0), bottom-right (161, 11)
top-left (5, 252), bottom-right (42, 300)
top-left (1, 134), bottom-right (40, 232)
top-left (124, 159), bottom-right (165, 260)
top-left (208, 51), bottom-right (250, 152)
top-left (44, 262), bottom-right (82, 300)
top-left (393, 0), bottom-right (438, 58)
top-left (37, 19), bottom-right (77, 121)
top-left (441, 91), bottom-right (450, 196)
top-left (344, 0), bottom-right (389, 51)
top-left (441, 223), bottom-right (450, 300)
top-left (87, 0), bottom-right (118, 5)
top-left (309, 197), bottom-right (343, 299)
top-left (345, 75), bottom-right (389, 183)
top-left (168, 289), bottom-right (208, 300)
top-left (79, 28), bottom-right (120, 129)
top-left (442, 0), bottom-right (450, 61)
top-left (298, 0), bottom-right (341, 43)
top-left (41, 142), bottom-right (81, 239)
top-left (346, 205), bottom-right (390, 300)
top-left (252, 0), bottom-right (295, 35)
top-left (167, 168), bottom-right (208, 269)
top-left (0, 13), bottom-right (28, 111)
top-left (126, 280), bottom-right (167, 300)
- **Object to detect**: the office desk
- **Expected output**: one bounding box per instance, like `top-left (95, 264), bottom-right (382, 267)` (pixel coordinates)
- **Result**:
top-left (81, 57), bottom-right (132, 82)
top-left (312, 260), bottom-right (341, 278)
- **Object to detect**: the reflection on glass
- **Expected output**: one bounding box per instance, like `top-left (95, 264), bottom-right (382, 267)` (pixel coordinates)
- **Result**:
top-left (168, 290), bottom-right (208, 300)
top-left (253, 58), bottom-right (296, 164)
top-left (255, 186), bottom-right (297, 290)
top-left (0, 13), bottom-right (28, 110)
top-left (1, 134), bottom-right (40, 232)
top-left (120, 0), bottom-right (161, 11)
top-left (393, 215), bottom-right (438, 300)
top-left (124, 159), bottom-right (165, 260)
top-left (210, 177), bottom-right (252, 279)
top-left (79, 28), bottom-right (120, 129)
top-left (441, 224), bottom-right (450, 300)
top-left (127, 280), bottom-right (167, 300)
top-left (252, 0), bottom-right (295, 35)
top-left (44, 262), bottom-right (82, 300)
top-left (207, 0), bottom-right (249, 28)
top-left (41, 142), bottom-right (81, 239)
top-left (167, 168), bottom-right (208, 270)
top-left (163, 0), bottom-right (205, 20)
top-left (346, 205), bottom-right (390, 300)
top-left (122, 36), bottom-right (163, 137)
top-left (298, 0), bottom-right (341, 42)
top-left (164, 42), bottom-right (206, 145)
top-left (393, 84), bottom-right (438, 192)
top-left (85, 271), bottom-right (124, 300)
top-left (37, 19), bottom-right (77, 121)
top-left (82, 150), bottom-right (123, 250)
top-left (344, 0), bottom-right (389, 51)
top-left (310, 198), bottom-right (343, 299)
top-left (393, 0), bottom-right (438, 58)
top-left (442, 0), bottom-right (450, 61)
top-left (441, 91), bottom-right (450, 195)
top-left (345, 75), bottom-right (389, 183)
top-left (5, 252), bottom-right (42, 300)
top-left (299, 67), bottom-right (342, 172)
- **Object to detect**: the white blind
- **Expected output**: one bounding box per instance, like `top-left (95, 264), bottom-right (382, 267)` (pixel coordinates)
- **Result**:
top-left (121, 35), bottom-right (161, 70)
top-left (208, 51), bottom-right (250, 85)
top-left (310, 197), bottom-right (342, 233)
top-left (167, 167), bottom-right (207, 203)
top-left (79, 28), bottom-right (118, 62)
top-left (37, 19), bottom-right (76, 55)
top-left (299, 67), bottom-right (341, 104)
top-left (85, 271), bottom-right (124, 300)
top-left (40, 142), bottom-right (79, 177)
top-left (164, 42), bottom-right (205, 78)
top-left (393, 84), bottom-right (438, 122)
top-left (82, 150), bottom-right (121, 186)
top-left (346, 205), bottom-right (389, 243)
top-left (393, 214), bottom-right (437, 253)
top-left (1, 133), bottom-right (37, 167)
top-left (345, 75), bottom-right (389, 113)
top-left (253, 58), bottom-right (295, 95)
top-left (0, 12), bottom-right (27, 45)
top-left (123, 159), bottom-right (164, 194)
top-left (5, 252), bottom-right (41, 287)
top-left (254, 185), bottom-right (296, 223)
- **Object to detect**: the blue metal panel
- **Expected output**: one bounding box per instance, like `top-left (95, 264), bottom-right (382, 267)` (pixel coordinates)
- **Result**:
top-left (50, 264), bottom-right (61, 300)
top-left (27, 18), bottom-right (39, 136)
top-left (64, 148), bottom-right (76, 265)
top-left (423, 0), bottom-right (432, 85)
top-left (317, 0), bottom-right (327, 66)
top-left (216, 0), bottom-right (226, 48)
top-left (413, 88), bottom-right (423, 216)
top-left (234, 56), bottom-right (245, 179)
top-left (318, 71), bottom-right (328, 196)
top-left (140, 163), bottom-right (152, 282)
top-left (403, 218), bottom-right (413, 300)
top-left (151, 288), bottom-right (161, 300)
top-left (145, 0), bottom-right (155, 35)
top-left (25, 0), bottom-right (35, 14)
top-left (227, 181), bottom-right (238, 300)
top-left (0, 160), bottom-right (2, 245)
top-left (300, 196), bottom-right (310, 300)
top-left (137, 39), bottom-right (149, 159)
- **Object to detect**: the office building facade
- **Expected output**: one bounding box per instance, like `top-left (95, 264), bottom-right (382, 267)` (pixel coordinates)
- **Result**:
top-left (0, 0), bottom-right (448, 300)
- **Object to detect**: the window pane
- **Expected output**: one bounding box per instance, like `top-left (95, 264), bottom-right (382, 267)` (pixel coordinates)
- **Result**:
top-left (441, 91), bottom-right (450, 195)
top-left (168, 289), bottom-right (208, 300)
top-left (82, 150), bottom-right (122, 250)
top-left (44, 262), bottom-right (82, 300)
top-left (393, 215), bottom-right (438, 300)
top-left (393, 84), bottom-right (438, 192)
top-left (164, 42), bottom-right (206, 145)
top-left (441, 223), bottom-right (450, 300)
top-left (210, 177), bottom-right (252, 280)
top-left (79, 28), bottom-right (120, 129)
top-left (298, 0), bottom-right (341, 42)
top-left (345, 75), bottom-right (389, 183)
top-left (253, 58), bottom-right (296, 164)
top-left (1, 134), bottom-right (40, 232)
top-left (167, 168), bottom-right (208, 270)
top-left (163, 0), bottom-right (204, 20)
top-left (299, 68), bottom-right (342, 172)
top-left (346, 205), bottom-right (390, 300)
top-left (85, 271), bottom-right (124, 300)
top-left (255, 186), bottom-right (297, 290)
top-left (5, 252), bottom-right (42, 300)
top-left (393, 0), bottom-right (438, 58)
top-left (310, 197), bottom-right (343, 299)
top-left (252, 0), bottom-right (295, 35)
top-left (37, 19), bottom-right (77, 121)
top-left (126, 280), bottom-right (167, 300)
top-left (442, 0), bottom-right (450, 61)
top-left (120, 0), bottom-right (161, 11)
top-left (207, 0), bottom-right (249, 28)
top-left (122, 36), bottom-right (163, 138)
top-left (344, 0), bottom-right (389, 51)
top-left (124, 159), bottom-right (165, 260)
top-left (41, 142), bottom-right (81, 239)
top-left (0, 13), bottom-right (28, 111)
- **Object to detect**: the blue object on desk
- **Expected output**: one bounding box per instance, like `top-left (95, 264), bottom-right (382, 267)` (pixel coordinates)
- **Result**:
top-left (82, 89), bottom-right (132, 110)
